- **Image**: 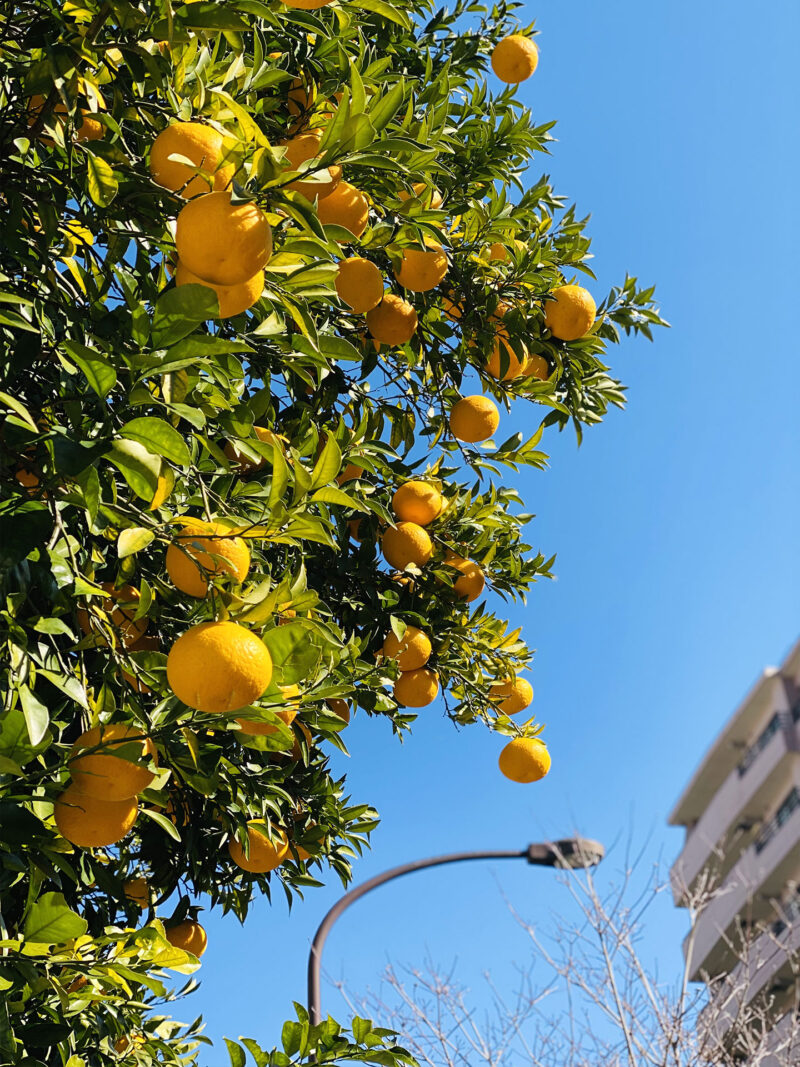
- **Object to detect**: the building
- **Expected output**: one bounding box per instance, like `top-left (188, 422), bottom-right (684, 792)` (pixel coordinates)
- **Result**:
top-left (669, 639), bottom-right (800, 1055)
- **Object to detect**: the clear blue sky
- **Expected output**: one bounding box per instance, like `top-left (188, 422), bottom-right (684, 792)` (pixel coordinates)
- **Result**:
top-left (188, 2), bottom-right (800, 1059)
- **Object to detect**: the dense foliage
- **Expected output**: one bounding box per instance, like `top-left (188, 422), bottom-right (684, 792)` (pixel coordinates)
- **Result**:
top-left (0, 0), bottom-right (665, 1061)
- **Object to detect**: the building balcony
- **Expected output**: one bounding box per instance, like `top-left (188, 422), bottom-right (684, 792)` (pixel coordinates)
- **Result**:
top-left (671, 715), bottom-right (800, 904)
top-left (684, 791), bottom-right (800, 981)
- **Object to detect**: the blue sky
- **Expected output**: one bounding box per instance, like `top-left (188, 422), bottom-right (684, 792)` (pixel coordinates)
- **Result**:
top-left (187, 1), bottom-right (800, 1058)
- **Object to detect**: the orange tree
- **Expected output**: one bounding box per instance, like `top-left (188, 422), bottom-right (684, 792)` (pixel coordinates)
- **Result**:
top-left (0, 0), bottom-right (666, 1061)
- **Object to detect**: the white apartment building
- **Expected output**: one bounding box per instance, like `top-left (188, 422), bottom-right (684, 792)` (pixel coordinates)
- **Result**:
top-left (669, 638), bottom-right (800, 1056)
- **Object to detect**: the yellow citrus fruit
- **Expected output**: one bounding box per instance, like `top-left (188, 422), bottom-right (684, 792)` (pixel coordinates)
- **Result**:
top-left (224, 425), bottom-right (279, 470)
top-left (287, 77), bottom-right (316, 130)
top-left (398, 183), bottom-right (443, 209)
top-left (54, 785), bottom-right (138, 848)
top-left (228, 821), bottom-right (289, 872)
top-left (327, 699), bottom-right (351, 724)
top-left (394, 244), bottom-right (448, 293)
top-left (381, 522), bottom-right (433, 570)
top-left (347, 518), bottom-right (362, 542)
top-left (336, 257), bottom-right (384, 313)
top-left (489, 242), bottom-right (508, 261)
top-left (175, 260), bottom-right (264, 318)
top-left (440, 294), bottom-right (463, 321)
top-left (281, 128), bottom-right (342, 200)
top-left (236, 688), bottom-right (299, 736)
top-left (76, 582), bottom-right (148, 649)
top-left (491, 35), bottom-right (539, 84)
top-left (490, 676), bottom-right (533, 715)
top-left (498, 737), bottom-right (551, 783)
top-left (485, 334), bottom-right (528, 380)
top-left (442, 552), bottom-right (485, 602)
top-left (149, 122), bottom-right (234, 199)
top-left (15, 467), bottom-right (39, 489)
top-left (337, 462), bottom-right (363, 485)
top-left (166, 521), bottom-right (250, 598)
top-left (165, 921), bottom-right (207, 957)
top-left (28, 94), bottom-right (105, 143)
top-left (123, 876), bottom-right (150, 908)
top-left (392, 481), bottom-right (443, 526)
top-left (394, 668), bottom-right (439, 707)
top-left (544, 285), bottom-right (596, 341)
top-left (525, 354), bottom-right (549, 380)
top-left (175, 191), bottom-right (273, 286)
top-left (69, 723), bottom-right (156, 801)
top-left (167, 621), bottom-right (273, 713)
top-left (382, 625), bottom-right (432, 671)
top-left (449, 395), bottom-right (500, 443)
top-left (316, 182), bottom-right (370, 238)
top-left (366, 294), bottom-right (418, 345)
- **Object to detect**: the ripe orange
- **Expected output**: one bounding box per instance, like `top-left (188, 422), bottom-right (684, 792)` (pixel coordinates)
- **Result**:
top-left (392, 481), bottom-right (443, 526)
top-left (327, 699), bottom-right (351, 724)
top-left (316, 182), bottom-right (370, 238)
top-left (54, 785), bottom-right (138, 848)
top-left (228, 820), bottom-right (289, 873)
top-left (442, 552), bottom-right (485, 602)
top-left (123, 876), bottom-right (150, 908)
top-left (498, 737), bottom-right (551, 783)
top-left (525, 354), bottom-right (549, 380)
top-left (490, 676), bottom-right (533, 715)
top-left (28, 94), bottom-right (105, 143)
top-left (175, 260), bottom-right (263, 318)
top-left (149, 122), bottom-right (234, 199)
top-left (69, 723), bottom-right (156, 801)
top-left (440, 293), bottom-right (463, 321)
top-left (166, 520), bottom-right (250, 598)
top-left (449, 395), bottom-right (500, 443)
top-left (366, 294), bottom-right (418, 345)
top-left (336, 257), bottom-right (384, 313)
top-left (337, 462), bottom-right (363, 485)
top-left (237, 687), bottom-right (299, 736)
top-left (485, 334), bottom-right (528, 380)
top-left (175, 191), bottom-right (272, 286)
top-left (381, 522), bottom-right (433, 570)
top-left (76, 582), bottom-right (148, 648)
top-left (287, 76), bottom-right (316, 130)
top-left (394, 244), bottom-right (448, 293)
top-left (165, 920), bottom-right (207, 957)
top-left (281, 128), bottom-right (341, 200)
top-left (167, 621), bottom-right (273, 713)
top-left (544, 285), bottom-right (596, 341)
top-left (382, 625), bottom-right (432, 671)
top-left (491, 35), bottom-right (539, 84)
top-left (394, 668), bottom-right (439, 707)
top-left (347, 517), bottom-right (362, 542)
top-left (398, 183), bottom-right (443, 209)
top-left (15, 467), bottom-right (40, 489)
top-left (224, 425), bottom-right (279, 470)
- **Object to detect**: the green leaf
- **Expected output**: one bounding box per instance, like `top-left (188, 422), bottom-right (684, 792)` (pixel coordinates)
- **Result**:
top-left (120, 418), bottom-right (192, 467)
top-left (0, 503), bottom-right (52, 570)
top-left (368, 79), bottom-right (406, 133)
top-left (0, 707), bottom-right (51, 767)
top-left (24, 893), bottom-right (88, 945)
top-left (241, 1038), bottom-right (270, 1067)
top-left (106, 440), bottom-right (161, 501)
top-left (311, 486), bottom-right (364, 508)
top-left (282, 1021), bottom-right (304, 1057)
top-left (18, 685), bottom-right (49, 746)
top-left (140, 807), bottom-right (182, 842)
top-left (0, 390), bottom-right (38, 430)
top-left (310, 434), bottom-right (342, 490)
top-left (118, 527), bottom-right (155, 558)
top-left (344, 0), bottom-right (411, 28)
top-left (261, 622), bottom-right (321, 686)
top-left (85, 153), bottom-right (118, 207)
top-left (224, 1039), bottom-right (247, 1067)
top-left (152, 285), bottom-right (220, 348)
top-left (60, 341), bottom-right (117, 399)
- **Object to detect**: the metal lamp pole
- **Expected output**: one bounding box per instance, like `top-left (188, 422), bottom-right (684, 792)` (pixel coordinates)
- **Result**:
top-left (307, 836), bottom-right (605, 1025)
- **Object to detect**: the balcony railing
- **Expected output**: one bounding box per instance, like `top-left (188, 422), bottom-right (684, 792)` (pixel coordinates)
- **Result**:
top-left (738, 712), bottom-right (787, 776)
top-left (755, 788), bottom-right (800, 855)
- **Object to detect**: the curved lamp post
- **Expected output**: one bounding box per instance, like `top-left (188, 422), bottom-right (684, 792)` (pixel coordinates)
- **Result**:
top-left (307, 836), bottom-right (604, 1024)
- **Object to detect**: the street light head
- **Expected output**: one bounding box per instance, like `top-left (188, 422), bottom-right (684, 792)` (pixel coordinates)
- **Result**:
top-left (526, 837), bottom-right (605, 870)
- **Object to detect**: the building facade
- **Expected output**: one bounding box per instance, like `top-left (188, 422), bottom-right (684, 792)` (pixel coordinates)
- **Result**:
top-left (669, 639), bottom-right (800, 1056)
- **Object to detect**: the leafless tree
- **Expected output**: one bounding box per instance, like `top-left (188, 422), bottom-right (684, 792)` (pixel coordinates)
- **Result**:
top-left (334, 849), bottom-right (800, 1067)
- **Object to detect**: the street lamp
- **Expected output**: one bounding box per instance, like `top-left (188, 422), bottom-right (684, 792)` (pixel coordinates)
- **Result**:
top-left (307, 836), bottom-right (604, 1024)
